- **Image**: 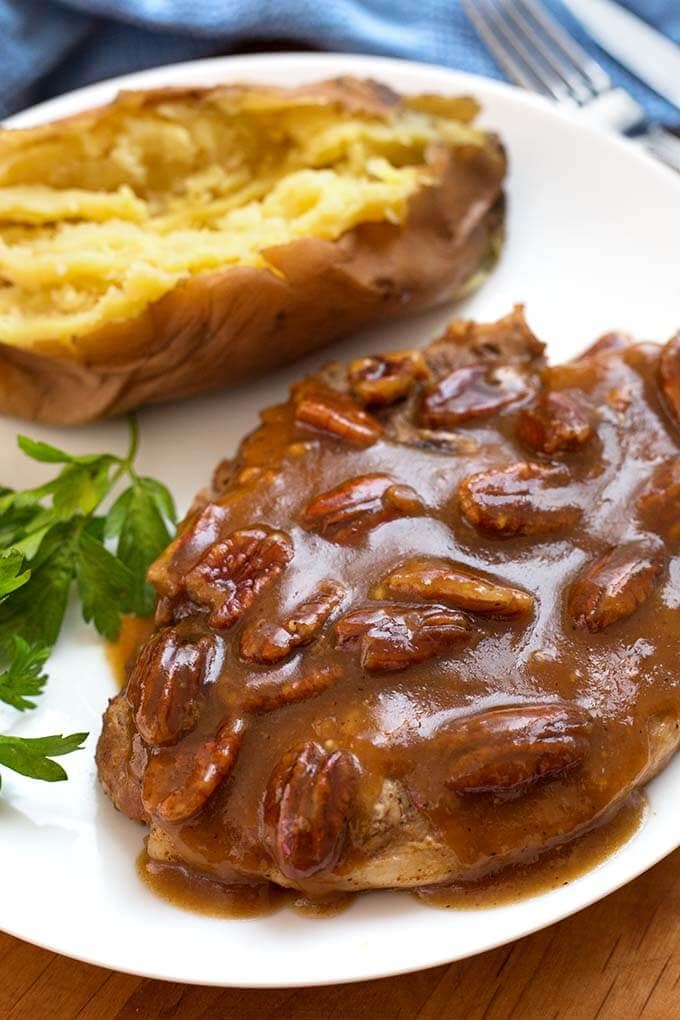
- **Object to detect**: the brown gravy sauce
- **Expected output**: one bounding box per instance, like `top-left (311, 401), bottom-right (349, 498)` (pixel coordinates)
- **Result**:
top-left (117, 616), bottom-right (646, 920)
top-left (137, 851), bottom-right (353, 919)
top-left (137, 795), bottom-right (644, 920)
top-left (106, 614), bottom-right (155, 688)
top-left (416, 793), bottom-right (645, 910)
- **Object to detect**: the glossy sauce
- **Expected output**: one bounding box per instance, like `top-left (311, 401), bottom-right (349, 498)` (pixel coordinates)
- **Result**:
top-left (137, 794), bottom-right (643, 918)
top-left (137, 851), bottom-right (353, 919)
top-left (106, 614), bottom-right (155, 688)
top-left (98, 311), bottom-right (680, 905)
top-left (416, 793), bottom-right (645, 910)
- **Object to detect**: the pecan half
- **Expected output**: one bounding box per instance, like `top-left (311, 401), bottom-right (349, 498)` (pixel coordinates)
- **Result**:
top-left (420, 363), bottom-right (530, 426)
top-left (294, 387), bottom-right (382, 446)
top-left (183, 527), bottom-right (293, 630)
top-left (447, 703), bottom-right (592, 795)
top-left (567, 540), bottom-right (665, 632)
top-left (336, 605), bottom-right (472, 672)
top-left (660, 333), bottom-right (680, 427)
top-left (148, 502), bottom-right (229, 598)
top-left (264, 741), bottom-right (359, 880)
top-left (636, 457), bottom-right (680, 542)
top-left (142, 717), bottom-right (245, 823)
top-left (302, 474), bottom-right (423, 541)
top-left (372, 557), bottom-right (533, 617)
top-left (459, 462), bottom-right (582, 536)
top-left (240, 581), bottom-right (346, 664)
top-left (126, 628), bottom-right (216, 746)
top-left (420, 364), bottom-right (531, 428)
top-left (386, 414), bottom-right (480, 454)
top-left (348, 350), bottom-right (429, 406)
top-left (517, 391), bottom-right (592, 454)
top-left (242, 666), bottom-right (342, 713)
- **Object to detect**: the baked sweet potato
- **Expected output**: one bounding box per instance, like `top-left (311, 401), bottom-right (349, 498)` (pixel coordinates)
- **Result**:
top-left (0, 77), bottom-right (506, 424)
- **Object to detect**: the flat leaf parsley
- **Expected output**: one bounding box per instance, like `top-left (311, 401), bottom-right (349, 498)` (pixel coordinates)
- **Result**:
top-left (0, 416), bottom-right (176, 789)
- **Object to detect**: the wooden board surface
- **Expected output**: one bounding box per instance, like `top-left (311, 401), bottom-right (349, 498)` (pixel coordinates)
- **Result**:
top-left (2, 847), bottom-right (679, 1019)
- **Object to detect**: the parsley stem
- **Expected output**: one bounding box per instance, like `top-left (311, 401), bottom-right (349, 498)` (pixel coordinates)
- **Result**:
top-left (124, 414), bottom-right (140, 469)
top-left (86, 416), bottom-right (141, 522)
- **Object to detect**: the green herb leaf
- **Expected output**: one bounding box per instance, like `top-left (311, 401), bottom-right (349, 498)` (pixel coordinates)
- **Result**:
top-left (75, 529), bottom-right (135, 640)
top-left (0, 549), bottom-right (30, 600)
top-left (0, 637), bottom-right (49, 711)
top-left (16, 436), bottom-right (77, 464)
top-left (137, 477), bottom-right (176, 524)
top-left (0, 495), bottom-right (42, 549)
top-left (0, 522), bottom-right (78, 655)
top-left (17, 435), bottom-right (118, 468)
top-left (51, 463), bottom-right (112, 519)
top-left (105, 478), bottom-right (174, 616)
top-left (9, 523), bottom-right (52, 561)
top-left (83, 516), bottom-right (107, 543)
top-left (0, 731), bottom-right (87, 783)
top-left (14, 433), bottom-right (119, 528)
top-left (24, 461), bottom-right (116, 521)
top-left (0, 416), bottom-right (176, 799)
top-left (103, 487), bottom-right (133, 541)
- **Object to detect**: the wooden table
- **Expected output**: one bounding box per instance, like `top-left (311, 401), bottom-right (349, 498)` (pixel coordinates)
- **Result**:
top-left (2, 846), bottom-right (679, 1020)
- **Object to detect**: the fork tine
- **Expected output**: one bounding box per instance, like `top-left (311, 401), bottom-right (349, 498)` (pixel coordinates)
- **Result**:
top-left (464, 0), bottom-right (646, 137)
top-left (501, 0), bottom-right (594, 103)
top-left (516, 0), bottom-right (611, 96)
top-left (479, 0), bottom-right (577, 103)
top-left (461, 0), bottom-right (545, 94)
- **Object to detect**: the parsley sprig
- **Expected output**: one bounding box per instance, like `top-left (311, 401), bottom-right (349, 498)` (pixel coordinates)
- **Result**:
top-left (0, 637), bottom-right (49, 712)
top-left (0, 417), bottom-right (176, 789)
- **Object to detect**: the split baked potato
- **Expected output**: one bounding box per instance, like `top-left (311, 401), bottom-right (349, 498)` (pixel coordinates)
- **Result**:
top-left (0, 77), bottom-right (506, 424)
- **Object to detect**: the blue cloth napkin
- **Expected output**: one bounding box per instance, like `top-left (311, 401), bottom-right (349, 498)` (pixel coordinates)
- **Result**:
top-left (1, 1), bottom-right (678, 121)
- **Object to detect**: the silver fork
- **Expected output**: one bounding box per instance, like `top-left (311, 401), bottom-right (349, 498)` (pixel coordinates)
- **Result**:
top-left (462, 0), bottom-right (680, 172)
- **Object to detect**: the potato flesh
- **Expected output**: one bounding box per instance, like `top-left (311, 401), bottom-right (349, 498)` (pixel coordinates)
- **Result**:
top-left (0, 96), bottom-right (482, 347)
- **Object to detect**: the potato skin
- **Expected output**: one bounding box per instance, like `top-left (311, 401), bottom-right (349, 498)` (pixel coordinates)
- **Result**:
top-left (0, 79), bottom-right (506, 425)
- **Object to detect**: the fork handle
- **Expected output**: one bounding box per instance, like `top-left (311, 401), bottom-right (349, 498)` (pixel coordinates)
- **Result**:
top-left (576, 88), bottom-right (643, 133)
top-left (637, 124), bottom-right (680, 174)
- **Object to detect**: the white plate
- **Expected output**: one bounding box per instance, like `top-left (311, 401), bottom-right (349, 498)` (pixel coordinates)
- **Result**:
top-left (1, 52), bottom-right (679, 988)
